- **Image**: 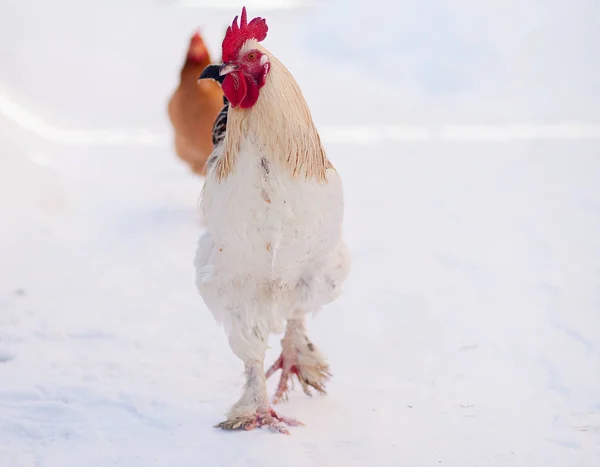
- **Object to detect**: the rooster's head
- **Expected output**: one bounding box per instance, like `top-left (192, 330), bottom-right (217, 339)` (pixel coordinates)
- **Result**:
top-left (199, 7), bottom-right (269, 109)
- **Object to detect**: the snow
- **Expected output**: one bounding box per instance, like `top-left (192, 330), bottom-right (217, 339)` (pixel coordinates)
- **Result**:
top-left (1, 1), bottom-right (599, 466)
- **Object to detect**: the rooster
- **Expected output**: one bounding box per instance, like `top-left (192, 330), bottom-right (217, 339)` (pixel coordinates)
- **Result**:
top-left (195, 7), bottom-right (350, 434)
top-left (168, 32), bottom-right (225, 176)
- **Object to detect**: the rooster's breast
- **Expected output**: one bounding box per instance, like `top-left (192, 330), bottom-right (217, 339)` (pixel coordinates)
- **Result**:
top-left (201, 145), bottom-right (343, 282)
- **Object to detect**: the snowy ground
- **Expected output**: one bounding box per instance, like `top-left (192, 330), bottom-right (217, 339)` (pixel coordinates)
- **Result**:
top-left (1, 2), bottom-right (599, 466)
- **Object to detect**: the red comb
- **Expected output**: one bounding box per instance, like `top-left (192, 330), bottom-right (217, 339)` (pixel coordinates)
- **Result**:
top-left (222, 6), bottom-right (268, 62)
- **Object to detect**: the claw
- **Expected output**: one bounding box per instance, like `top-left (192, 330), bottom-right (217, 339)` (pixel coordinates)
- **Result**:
top-left (265, 354), bottom-right (283, 379)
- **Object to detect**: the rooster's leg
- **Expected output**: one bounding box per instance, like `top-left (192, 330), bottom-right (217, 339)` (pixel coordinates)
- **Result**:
top-left (266, 317), bottom-right (331, 404)
top-left (216, 358), bottom-right (303, 434)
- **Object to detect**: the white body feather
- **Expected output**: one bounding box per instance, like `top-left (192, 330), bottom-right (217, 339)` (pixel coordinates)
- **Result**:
top-left (194, 40), bottom-right (350, 365)
top-left (196, 146), bottom-right (349, 360)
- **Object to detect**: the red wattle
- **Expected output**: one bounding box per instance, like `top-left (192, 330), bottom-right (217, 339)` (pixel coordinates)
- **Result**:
top-left (222, 72), bottom-right (246, 108)
top-left (222, 72), bottom-right (260, 109)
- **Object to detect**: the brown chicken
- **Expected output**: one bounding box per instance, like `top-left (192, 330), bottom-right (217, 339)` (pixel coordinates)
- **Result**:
top-left (168, 32), bottom-right (224, 176)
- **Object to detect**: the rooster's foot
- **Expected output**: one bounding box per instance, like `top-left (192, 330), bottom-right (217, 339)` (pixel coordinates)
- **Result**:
top-left (266, 330), bottom-right (331, 404)
top-left (215, 408), bottom-right (303, 434)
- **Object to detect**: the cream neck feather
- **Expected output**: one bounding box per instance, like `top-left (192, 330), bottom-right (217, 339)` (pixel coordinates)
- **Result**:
top-left (215, 43), bottom-right (333, 182)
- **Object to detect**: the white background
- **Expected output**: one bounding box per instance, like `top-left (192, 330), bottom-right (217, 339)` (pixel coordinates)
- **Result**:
top-left (1, 1), bottom-right (599, 466)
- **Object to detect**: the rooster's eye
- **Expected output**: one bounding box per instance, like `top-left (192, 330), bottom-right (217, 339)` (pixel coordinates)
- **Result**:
top-left (247, 52), bottom-right (257, 61)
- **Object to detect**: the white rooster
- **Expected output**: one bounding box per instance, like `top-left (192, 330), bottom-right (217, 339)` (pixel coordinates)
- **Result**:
top-left (195, 7), bottom-right (350, 434)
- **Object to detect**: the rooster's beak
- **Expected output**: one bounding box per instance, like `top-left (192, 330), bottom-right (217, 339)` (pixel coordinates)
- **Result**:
top-left (198, 64), bottom-right (224, 83)
top-left (219, 62), bottom-right (238, 76)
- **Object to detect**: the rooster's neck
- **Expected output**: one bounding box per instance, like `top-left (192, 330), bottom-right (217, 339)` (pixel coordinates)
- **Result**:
top-left (214, 48), bottom-right (333, 183)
